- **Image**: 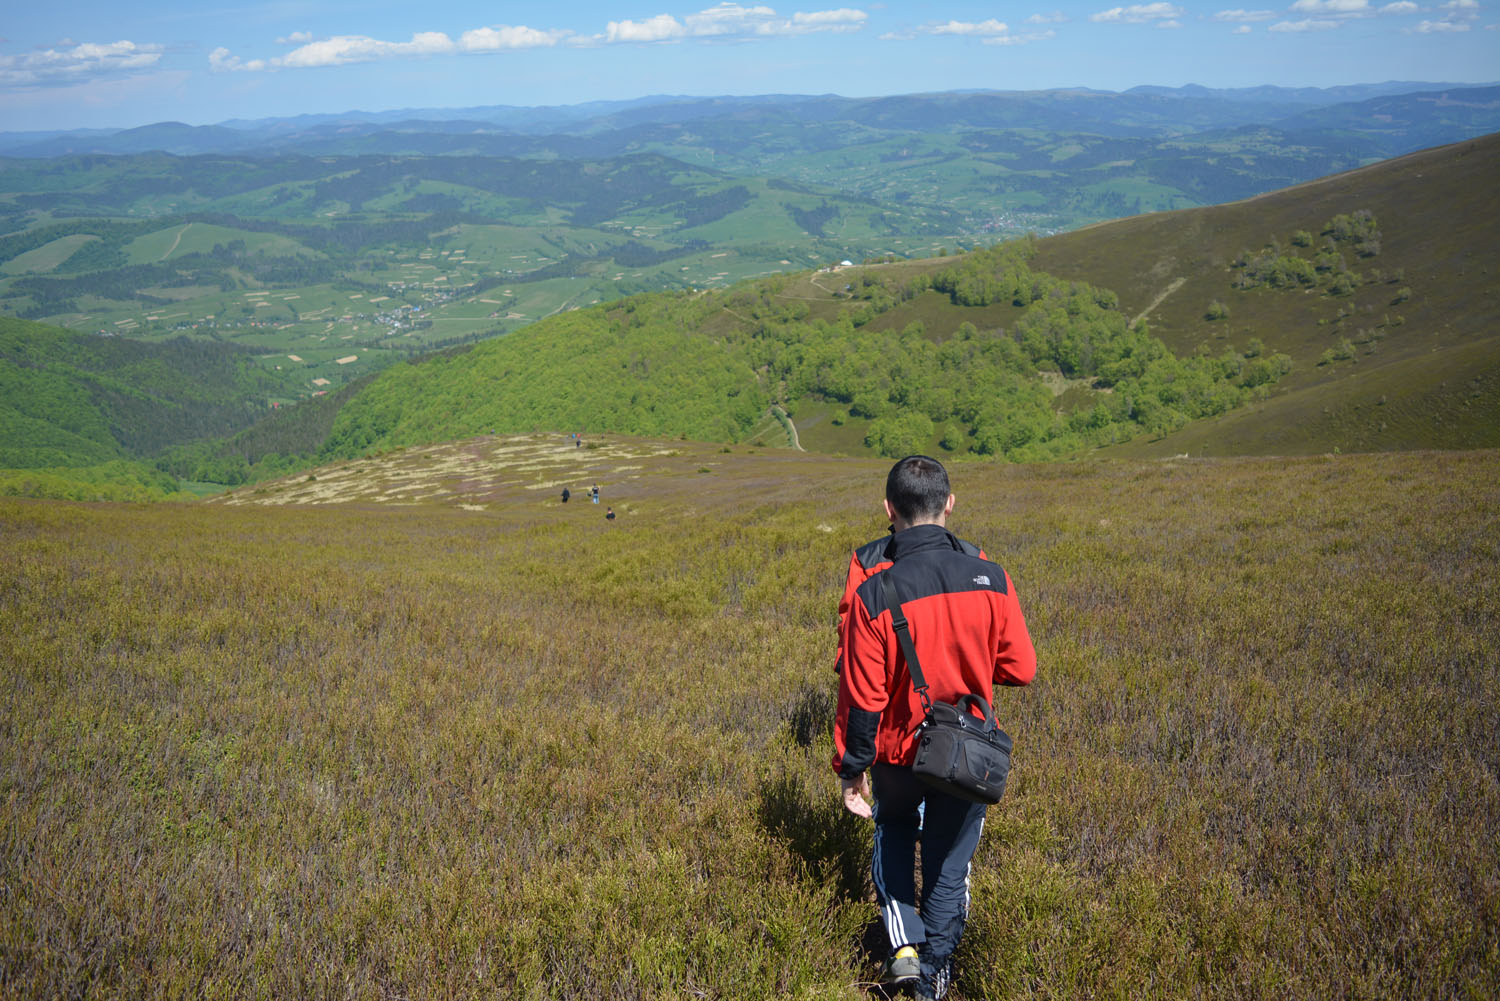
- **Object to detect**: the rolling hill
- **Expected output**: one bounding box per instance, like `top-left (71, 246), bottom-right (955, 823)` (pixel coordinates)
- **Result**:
top-left (0, 316), bottom-right (304, 478)
top-left (258, 132), bottom-right (1497, 471)
top-left (1031, 132), bottom-right (1500, 456)
top-left (3, 131), bottom-right (1495, 502)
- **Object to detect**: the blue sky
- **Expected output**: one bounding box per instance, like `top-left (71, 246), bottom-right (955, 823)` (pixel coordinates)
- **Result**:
top-left (2, 2), bottom-right (1496, 131)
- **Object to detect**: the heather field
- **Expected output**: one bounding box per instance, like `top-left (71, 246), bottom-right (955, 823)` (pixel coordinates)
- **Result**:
top-left (2, 437), bottom-right (1497, 999)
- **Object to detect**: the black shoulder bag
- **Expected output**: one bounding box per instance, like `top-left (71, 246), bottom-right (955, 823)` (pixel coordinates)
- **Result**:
top-left (881, 572), bottom-right (1013, 805)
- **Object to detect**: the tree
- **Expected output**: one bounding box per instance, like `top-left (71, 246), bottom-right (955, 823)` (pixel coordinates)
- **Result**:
top-left (865, 411), bottom-right (934, 458)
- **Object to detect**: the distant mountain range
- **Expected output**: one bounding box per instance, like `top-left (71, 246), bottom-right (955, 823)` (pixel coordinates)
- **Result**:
top-left (3, 82), bottom-right (1496, 159)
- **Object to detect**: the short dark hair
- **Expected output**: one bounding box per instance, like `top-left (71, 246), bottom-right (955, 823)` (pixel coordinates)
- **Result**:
top-left (886, 455), bottom-right (950, 522)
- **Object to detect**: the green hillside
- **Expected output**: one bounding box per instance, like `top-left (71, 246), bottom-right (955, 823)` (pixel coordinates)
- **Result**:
top-left (307, 236), bottom-right (1284, 469)
top-left (261, 134), bottom-right (1495, 472)
top-left (4, 134), bottom-right (1495, 498)
top-left (0, 316), bottom-right (302, 478)
top-left (1031, 133), bottom-right (1500, 456)
top-left (0, 152), bottom-right (952, 391)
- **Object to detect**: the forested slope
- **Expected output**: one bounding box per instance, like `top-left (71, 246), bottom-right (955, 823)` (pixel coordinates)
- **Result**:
top-left (318, 239), bottom-right (1288, 465)
top-left (0, 317), bottom-right (302, 496)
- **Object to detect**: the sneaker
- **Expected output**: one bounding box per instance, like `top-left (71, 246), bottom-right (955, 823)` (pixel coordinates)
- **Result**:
top-left (882, 945), bottom-right (920, 987)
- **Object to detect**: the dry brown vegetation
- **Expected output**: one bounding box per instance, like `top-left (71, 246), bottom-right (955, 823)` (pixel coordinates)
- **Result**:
top-left (1032, 134), bottom-right (1500, 458)
top-left (2, 436), bottom-right (1497, 999)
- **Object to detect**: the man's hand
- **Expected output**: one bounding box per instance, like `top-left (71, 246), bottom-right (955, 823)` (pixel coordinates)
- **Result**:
top-left (841, 773), bottom-right (873, 819)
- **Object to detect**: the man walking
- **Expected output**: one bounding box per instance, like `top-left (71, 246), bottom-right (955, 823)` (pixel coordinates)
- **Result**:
top-left (832, 455), bottom-right (1036, 999)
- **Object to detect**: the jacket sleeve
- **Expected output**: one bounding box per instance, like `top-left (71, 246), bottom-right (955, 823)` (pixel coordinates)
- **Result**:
top-left (994, 569), bottom-right (1037, 687)
top-left (831, 591), bottom-right (889, 778)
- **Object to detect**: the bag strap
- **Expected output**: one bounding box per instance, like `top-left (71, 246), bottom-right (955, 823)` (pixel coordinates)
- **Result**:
top-left (881, 572), bottom-right (933, 714)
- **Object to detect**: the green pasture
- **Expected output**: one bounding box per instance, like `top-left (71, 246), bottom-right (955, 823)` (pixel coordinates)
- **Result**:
top-left (1075, 177), bottom-right (1198, 213)
top-left (0, 234), bottom-right (99, 275)
top-left (203, 180), bottom-right (334, 219)
top-left (123, 222), bottom-right (314, 264)
top-left (362, 180), bottom-right (539, 222)
top-left (437, 223), bottom-right (571, 263)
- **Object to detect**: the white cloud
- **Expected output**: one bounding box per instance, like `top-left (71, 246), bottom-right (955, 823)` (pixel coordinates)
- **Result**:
top-left (209, 46), bottom-right (268, 72)
top-left (212, 22), bottom-right (571, 72)
top-left (1378, 0), bottom-right (1420, 10)
top-left (0, 38), bottom-right (162, 86)
top-left (1090, 4), bottom-right (1185, 24)
top-left (272, 32), bottom-right (456, 69)
top-left (459, 25), bottom-right (571, 51)
top-left (1399, 0), bottom-right (1482, 31)
top-left (1269, 17), bottom-right (1343, 29)
top-left (687, 3), bottom-right (779, 36)
top-left (1234, 23), bottom-right (1254, 31)
top-left (1026, 11), bottom-right (1070, 23)
top-left (1439, 0), bottom-right (1482, 17)
top-left (206, 7), bottom-right (868, 72)
top-left (1288, 0), bottom-right (1370, 13)
top-left (606, 14), bottom-right (688, 43)
top-left (929, 19), bottom-right (1010, 35)
top-left (885, 16), bottom-right (1051, 44)
top-left (988, 28), bottom-right (1056, 43)
top-left (789, 8), bottom-right (868, 32)
top-left (598, 5), bottom-right (865, 44)
top-left (1213, 9), bottom-right (1276, 22)
top-left (1157, 18), bottom-right (1183, 26)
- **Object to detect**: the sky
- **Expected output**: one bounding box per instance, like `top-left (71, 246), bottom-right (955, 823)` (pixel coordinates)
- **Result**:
top-left (2, 1), bottom-right (1496, 132)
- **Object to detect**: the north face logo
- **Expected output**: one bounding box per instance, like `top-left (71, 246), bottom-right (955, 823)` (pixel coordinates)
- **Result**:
top-left (973, 575), bottom-right (990, 586)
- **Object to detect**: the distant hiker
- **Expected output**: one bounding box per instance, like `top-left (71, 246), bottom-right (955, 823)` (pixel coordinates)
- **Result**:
top-left (833, 455), bottom-right (1036, 1000)
top-left (591, 484), bottom-right (600, 504)
top-left (605, 506), bottom-right (616, 521)
top-left (561, 487), bottom-right (570, 503)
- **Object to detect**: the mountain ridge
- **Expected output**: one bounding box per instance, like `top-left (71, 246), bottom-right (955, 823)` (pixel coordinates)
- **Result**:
top-left (5, 82), bottom-right (1497, 158)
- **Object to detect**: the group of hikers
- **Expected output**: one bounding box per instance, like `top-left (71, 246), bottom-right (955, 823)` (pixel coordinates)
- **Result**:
top-left (559, 482), bottom-right (614, 521)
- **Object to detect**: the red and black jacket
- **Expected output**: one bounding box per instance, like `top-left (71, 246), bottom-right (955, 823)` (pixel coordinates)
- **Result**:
top-left (832, 524), bottom-right (1036, 779)
top-left (834, 531), bottom-right (984, 673)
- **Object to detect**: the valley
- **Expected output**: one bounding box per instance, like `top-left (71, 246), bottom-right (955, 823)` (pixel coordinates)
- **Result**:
top-left (2, 78), bottom-right (1497, 1001)
top-left (1, 86), bottom-right (1497, 503)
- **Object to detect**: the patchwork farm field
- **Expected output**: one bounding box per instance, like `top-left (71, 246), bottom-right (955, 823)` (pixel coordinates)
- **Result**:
top-left (2, 438), bottom-right (1496, 999)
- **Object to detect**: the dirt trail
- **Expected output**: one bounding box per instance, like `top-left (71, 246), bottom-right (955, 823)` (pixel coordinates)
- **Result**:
top-left (1130, 276), bottom-right (1186, 330)
top-left (160, 223), bottom-right (192, 261)
top-left (771, 404), bottom-right (804, 451)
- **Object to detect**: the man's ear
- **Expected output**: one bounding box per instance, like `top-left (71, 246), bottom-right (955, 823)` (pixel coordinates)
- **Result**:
top-left (883, 498), bottom-right (897, 523)
top-left (944, 493), bottom-right (956, 517)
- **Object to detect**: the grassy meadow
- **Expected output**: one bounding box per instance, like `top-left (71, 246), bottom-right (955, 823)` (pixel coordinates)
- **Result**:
top-left (2, 437), bottom-right (1497, 999)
